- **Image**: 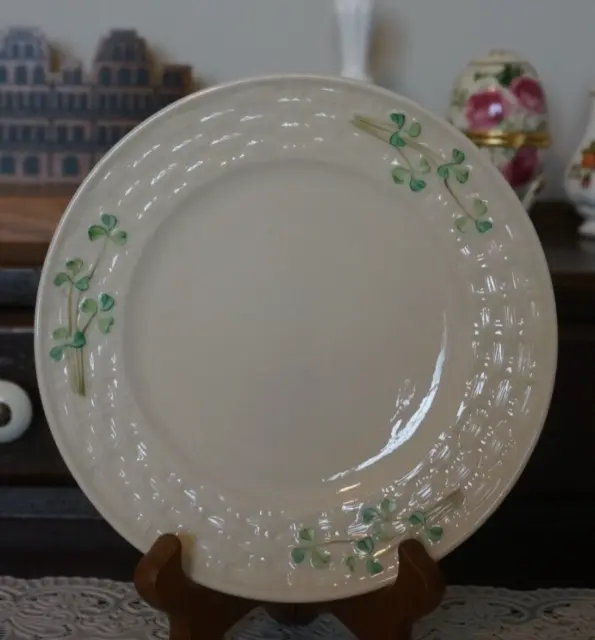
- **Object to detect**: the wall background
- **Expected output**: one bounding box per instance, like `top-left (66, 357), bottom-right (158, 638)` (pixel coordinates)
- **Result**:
top-left (4, 0), bottom-right (594, 197)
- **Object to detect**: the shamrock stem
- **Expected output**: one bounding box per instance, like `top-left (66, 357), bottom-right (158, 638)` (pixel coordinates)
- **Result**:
top-left (88, 235), bottom-right (109, 279)
top-left (82, 311), bottom-right (98, 335)
top-left (443, 179), bottom-right (476, 222)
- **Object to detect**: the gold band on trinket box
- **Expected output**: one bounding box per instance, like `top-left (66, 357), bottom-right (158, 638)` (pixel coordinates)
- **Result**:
top-left (465, 131), bottom-right (551, 149)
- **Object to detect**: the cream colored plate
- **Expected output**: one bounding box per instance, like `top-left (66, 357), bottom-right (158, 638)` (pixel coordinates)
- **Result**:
top-left (35, 75), bottom-right (557, 603)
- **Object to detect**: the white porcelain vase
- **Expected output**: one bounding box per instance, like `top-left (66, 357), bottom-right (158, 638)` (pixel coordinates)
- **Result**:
top-left (448, 50), bottom-right (550, 210)
top-left (564, 91), bottom-right (595, 237)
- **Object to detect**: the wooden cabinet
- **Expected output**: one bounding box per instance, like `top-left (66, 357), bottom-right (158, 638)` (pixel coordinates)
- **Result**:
top-left (0, 200), bottom-right (592, 586)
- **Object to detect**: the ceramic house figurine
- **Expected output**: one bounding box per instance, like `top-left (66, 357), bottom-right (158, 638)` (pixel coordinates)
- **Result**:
top-left (0, 27), bottom-right (193, 188)
top-left (448, 50), bottom-right (550, 210)
top-left (565, 91), bottom-right (595, 237)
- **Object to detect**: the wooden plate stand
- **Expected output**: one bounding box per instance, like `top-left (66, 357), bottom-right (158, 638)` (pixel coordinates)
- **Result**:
top-left (134, 533), bottom-right (444, 640)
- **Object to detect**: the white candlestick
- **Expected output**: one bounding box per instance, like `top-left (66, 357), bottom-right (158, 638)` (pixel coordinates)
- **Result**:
top-left (335, 0), bottom-right (373, 83)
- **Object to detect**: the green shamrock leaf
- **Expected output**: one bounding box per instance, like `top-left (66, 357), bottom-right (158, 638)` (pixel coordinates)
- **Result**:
top-left (417, 158), bottom-right (431, 174)
top-left (453, 166), bottom-right (469, 184)
top-left (475, 220), bottom-right (493, 234)
top-left (80, 298), bottom-right (98, 314)
top-left (299, 527), bottom-right (314, 542)
top-left (355, 536), bottom-right (375, 554)
top-left (408, 511), bottom-right (426, 526)
top-left (71, 331), bottom-right (86, 348)
top-left (291, 548), bottom-right (306, 564)
top-left (362, 507), bottom-right (378, 524)
top-left (409, 178), bottom-right (426, 192)
top-left (311, 548), bottom-right (332, 568)
top-left (389, 132), bottom-right (406, 148)
top-left (390, 112), bottom-right (406, 128)
top-left (99, 293), bottom-right (115, 312)
top-left (53, 272), bottom-right (70, 286)
top-left (454, 217), bottom-right (467, 232)
top-left (88, 225), bottom-right (108, 241)
top-left (392, 166), bottom-right (410, 184)
top-left (426, 525), bottom-right (443, 543)
top-left (437, 165), bottom-right (450, 179)
top-left (407, 121), bottom-right (421, 138)
top-left (100, 214), bottom-right (118, 231)
top-left (452, 148), bottom-right (465, 164)
top-left (52, 327), bottom-right (69, 340)
top-left (366, 558), bottom-right (384, 576)
top-left (49, 345), bottom-right (64, 361)
top-left (66, 258), bottom-right (83, 275)
top-left (473, 199), bottom-right (488, 217)
top-left (344, 555), bottom-right (357, 573)
top-left (97, 316), bottom-right (115, 334)
top-left (75, 276), bottom-right (91, 292)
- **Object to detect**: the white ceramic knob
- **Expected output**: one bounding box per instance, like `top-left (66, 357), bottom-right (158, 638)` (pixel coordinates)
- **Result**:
top-left (335, 0), bottom-right (373, 83)
top-left (0, 380), bottom-right (32, 443)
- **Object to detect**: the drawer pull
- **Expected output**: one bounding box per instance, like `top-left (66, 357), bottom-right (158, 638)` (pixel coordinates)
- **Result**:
top-left (0, 381), bottom-right (32, 443)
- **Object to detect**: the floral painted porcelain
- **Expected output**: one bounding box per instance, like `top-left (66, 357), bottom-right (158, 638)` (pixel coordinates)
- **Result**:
top-left (35, 75), bottom-right (557, 603)
top-left (448, 50), bottom-right (550, 209)
top-left (565, 91), bottom-right (595, 237)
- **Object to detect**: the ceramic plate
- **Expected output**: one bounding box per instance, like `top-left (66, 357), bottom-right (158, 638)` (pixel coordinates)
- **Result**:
top-left (35, 75), bottom-right (557, 603)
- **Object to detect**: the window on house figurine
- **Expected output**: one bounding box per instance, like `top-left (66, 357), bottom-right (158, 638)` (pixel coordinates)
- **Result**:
top-left (1, 156), bottom-right (15, 174)
top-left (33, 66), bottom-right (45, 85)
top-left (24, 44), bottom-right (35, 59)
top-left (23, 156), bottom-right (39, 176)
top-left (8, 126), bottom-right (18, 142)
top-left (15, 66), bottom-right (27, 85)
top-left (22, 126), bottom-right (32, 142)
top-left (36, 126), bottom-right (46, 142)
top-left (57, 125), bottom-right (68, 143)
top-left (136, 68), bottom-right (149, 86)
top-left (0, 67), bottom-right (7, 84)
top-left (98, 126), bottom-right (108, 144)
top-left (99, 67), bottom-right (111, 86)
top-left (118, 67), bottom-right (131, 86)
top-left (73, 126), bottom-right (85, 143)
top-left (62, 156), bottom-right (79, 177)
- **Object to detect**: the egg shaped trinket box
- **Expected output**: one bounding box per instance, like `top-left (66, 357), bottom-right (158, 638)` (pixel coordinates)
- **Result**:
top-left (448, 50), bottom-right (550, 210)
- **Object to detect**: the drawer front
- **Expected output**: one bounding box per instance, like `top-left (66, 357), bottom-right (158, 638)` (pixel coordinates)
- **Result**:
top-left (514, 324), bottom-right (595, 496)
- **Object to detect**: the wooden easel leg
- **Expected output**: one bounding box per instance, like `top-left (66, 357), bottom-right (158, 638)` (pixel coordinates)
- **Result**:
top-left (134, 534), bottom-right (254, 640)
top-left (328, 539), bottom-right (444, 640)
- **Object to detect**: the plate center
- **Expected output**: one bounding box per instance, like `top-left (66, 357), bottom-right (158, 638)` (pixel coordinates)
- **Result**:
top-left (125, 159), bottom-right (459, 500)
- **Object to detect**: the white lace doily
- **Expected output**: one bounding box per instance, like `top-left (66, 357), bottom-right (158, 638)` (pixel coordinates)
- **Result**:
top-left (0, 577), bottom-right (592, 639)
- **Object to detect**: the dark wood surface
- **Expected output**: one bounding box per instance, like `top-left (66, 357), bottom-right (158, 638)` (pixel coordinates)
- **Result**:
top-left (0, 199), bottom-right (592, 588)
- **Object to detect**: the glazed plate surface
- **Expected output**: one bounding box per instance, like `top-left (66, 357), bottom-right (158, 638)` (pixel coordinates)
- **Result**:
top-left (35, 75), bottom-right (557, 602)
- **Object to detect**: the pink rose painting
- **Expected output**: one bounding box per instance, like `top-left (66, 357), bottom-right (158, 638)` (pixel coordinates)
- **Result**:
top-left (465, 90), bottom-right (512, 130)
top-left (502, 147), bottom-right (538, 187)
top-left (510, 76), bottom-right (545, 114)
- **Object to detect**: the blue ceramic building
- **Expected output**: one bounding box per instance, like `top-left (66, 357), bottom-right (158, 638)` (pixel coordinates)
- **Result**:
top-left (0, 28), bottom-right (191, 184)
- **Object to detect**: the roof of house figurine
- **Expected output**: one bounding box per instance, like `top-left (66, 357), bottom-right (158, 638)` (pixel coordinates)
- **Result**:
top-left (0, 27), bottom-right (193, 185)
